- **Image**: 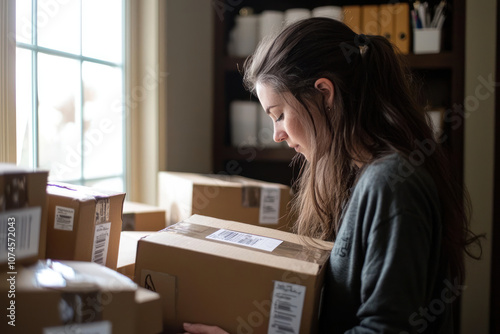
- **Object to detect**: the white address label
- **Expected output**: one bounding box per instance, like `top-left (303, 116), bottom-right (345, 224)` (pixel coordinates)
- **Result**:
top-left (54, 206), bottom-right (75, 231)
top-left (206, 229), bottom-right (283, 252)
top-left (259, 186), bottom-right (281, 225)
top-left (268, 281), bottom-right (306, 334)
top-left (44, 320), bottom-right (112, 334)
top-left (0, 207), bottom-right (42, 262)
top-left (91, 222), bottom-right (111, 265)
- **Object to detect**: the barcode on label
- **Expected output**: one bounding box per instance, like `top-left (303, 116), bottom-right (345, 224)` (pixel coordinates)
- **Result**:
top-left (259, 187), bottom-right (281, 225)
top-left (91, 222), bottom-right (111, 265)
top-left (268, 281), bottom-right (306, 334)
top-left (0, 207), bottom-right (42, 262)
top-left (206, 229), bottom-right (283, 252)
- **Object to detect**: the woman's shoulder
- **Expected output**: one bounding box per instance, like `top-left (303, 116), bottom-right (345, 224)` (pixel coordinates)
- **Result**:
top-left (353, 152), bottom-right (440, 211)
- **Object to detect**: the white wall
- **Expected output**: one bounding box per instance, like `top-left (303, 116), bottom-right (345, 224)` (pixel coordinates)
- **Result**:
top-left (164, 0), bottom-right (214, 173)
top-left (462, 0), bottom-right (496, 332)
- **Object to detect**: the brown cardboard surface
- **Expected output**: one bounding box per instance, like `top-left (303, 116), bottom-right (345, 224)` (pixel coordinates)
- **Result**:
top-left (117, 231), bottom-right (152, 280)
top-left (135, 287), bottom-right (163, 334)
top-left (0, 164), bottom-right (49, 266)
top-left (122, 201), bottom-right (166, 231)
top-left (135, 215), bottom-right (333, 334)
top-left (46, 182), bottom-right (125, 270)
top-left (157, 172), bottom-right (293, 230)
top-left (0, 260), bottom-right (137, 334)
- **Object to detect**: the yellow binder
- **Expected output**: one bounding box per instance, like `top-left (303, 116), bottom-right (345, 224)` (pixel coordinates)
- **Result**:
top-left (343, 5), bottom-right (361, 34)
top-left (362, 5), bottom-right (380, 35)
top-left (379, 4), bottom-right (395, 43)
top-left (393, 3), bottom-right (410, 54)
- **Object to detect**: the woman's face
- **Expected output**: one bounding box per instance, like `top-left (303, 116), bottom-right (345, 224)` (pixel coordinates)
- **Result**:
top-left (256, 82), bottom-right (312, 161)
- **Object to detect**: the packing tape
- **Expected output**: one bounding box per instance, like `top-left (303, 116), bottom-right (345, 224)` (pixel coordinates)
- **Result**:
top-left (162, 221), bottom-right (330, 265)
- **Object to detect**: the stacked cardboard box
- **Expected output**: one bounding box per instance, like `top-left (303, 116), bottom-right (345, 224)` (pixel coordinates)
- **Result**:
top-left (0, 260), bottom-right (163, 333)
top-left (0, 164), bottom-right (49, 267)
top-left (135, 214), bottom-right (333, 334)
top-left (45, 182), bottom-right (125, 270)
top-left (158, 172), bottom-right (293, 230)
top-left (117, 231), bottom-right (152, 280)
top-left (122, 201), bottom-right (166, 231)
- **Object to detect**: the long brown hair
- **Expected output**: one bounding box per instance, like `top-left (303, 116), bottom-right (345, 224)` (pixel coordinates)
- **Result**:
top-left (243, 18), bottom-right (481, 283)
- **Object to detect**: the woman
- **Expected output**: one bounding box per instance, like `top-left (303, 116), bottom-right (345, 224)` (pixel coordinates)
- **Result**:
top-left (182, 18), bottom-right (481, 334)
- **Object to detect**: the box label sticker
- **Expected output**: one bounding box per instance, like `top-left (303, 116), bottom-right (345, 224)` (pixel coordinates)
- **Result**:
top-left (91, 222), bottom-right (111, 265)
top-left (268, 281), bottom-right (306, 334)
top-left (54, 206), bottom-right (75, 231)
top-left (0, 206), bottom-right (42, 262)
top-left (43, 320), bottom-right (112, 334)
top-left (206, 229), bottom-right (283, 252)
top-left (259, 187), bottom-right (281, 225)
top-left (95, 198), bottom-right (110, 224)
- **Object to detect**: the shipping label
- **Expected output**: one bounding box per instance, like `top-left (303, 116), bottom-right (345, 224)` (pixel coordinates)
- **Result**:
top-left (0, 206), bottom-right (42, 262)
top-left (268, 281), bottom-right (306, 334)
top-left (91, 222), bottom-right (111, 266)
top-left (206, 229), bottom-right (283, 252)
top-left (54, 206), bottom-right (75, 231)
top-left (43, 321), bottom-right (112, 334)
top-left (259, 186), bottom-right (281, 225)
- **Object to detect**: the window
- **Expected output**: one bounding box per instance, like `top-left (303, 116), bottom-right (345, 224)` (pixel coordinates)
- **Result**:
top-left (15, 0), bottom-right (125, 192)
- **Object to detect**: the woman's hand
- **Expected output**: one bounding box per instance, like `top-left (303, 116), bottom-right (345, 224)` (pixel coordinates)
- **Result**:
top-left (181, 323), bottom-right (229, 334)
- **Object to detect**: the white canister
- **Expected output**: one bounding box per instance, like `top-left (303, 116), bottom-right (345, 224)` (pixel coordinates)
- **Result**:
top-left (312, 6), bottom-right (344, 22)
top-left (284, 8), bottom-right (311, 26)
top-left (230, 100), bottom-right (259, 147)
top-left (259, 10), bottom-right (284, 41)
top-left (231, 14), bottom-right (259, 57)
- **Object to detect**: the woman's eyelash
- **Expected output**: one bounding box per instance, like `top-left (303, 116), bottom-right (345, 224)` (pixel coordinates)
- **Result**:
top-left (276, 113), bottom-right (284, 122)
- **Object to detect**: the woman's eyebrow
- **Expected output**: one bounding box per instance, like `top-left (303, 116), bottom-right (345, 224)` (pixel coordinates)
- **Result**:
top-left (265, 104), bottom-right (280, 114)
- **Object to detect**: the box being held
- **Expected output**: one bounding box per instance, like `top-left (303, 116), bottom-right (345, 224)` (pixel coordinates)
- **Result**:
top-left (158, 172), bottom-right (293, 230)
top-left (0, 163), bottom-right (48, 267)
top-left (134, 214), bottom-right (333, 334)
top-left (46, 182), bottom-right (125, 270)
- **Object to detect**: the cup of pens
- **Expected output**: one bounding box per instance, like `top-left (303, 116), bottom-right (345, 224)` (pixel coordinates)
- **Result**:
top-left (412, 1), bottom-right (446, 54)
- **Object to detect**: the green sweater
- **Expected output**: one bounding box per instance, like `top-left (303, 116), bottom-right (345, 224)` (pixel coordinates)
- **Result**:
top-left (319, 153), bottom-right (457, 333)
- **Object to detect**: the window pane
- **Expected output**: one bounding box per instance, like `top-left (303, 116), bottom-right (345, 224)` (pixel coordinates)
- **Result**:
top-left (82, 62), bottom-right (123, 180)
top-left (82, 0), bottom-right (122, 63)
top-left (84, 177), bottom-right (124, 193)
top-left (16, 0), bottom-right (32, 44)
top-left (16, 48), bottom-right (33, 167)
top-left (38, 54), bottom-right (81, 181)
top-left (37, 0), bottom-right (80, 54)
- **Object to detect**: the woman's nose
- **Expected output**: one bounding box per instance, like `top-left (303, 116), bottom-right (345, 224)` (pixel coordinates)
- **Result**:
top-left (273, 123), bottom-right (286, 143)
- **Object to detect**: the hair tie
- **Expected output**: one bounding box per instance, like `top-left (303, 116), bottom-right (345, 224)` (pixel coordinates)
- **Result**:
top-left (356, 34), bottom-right (369, 47)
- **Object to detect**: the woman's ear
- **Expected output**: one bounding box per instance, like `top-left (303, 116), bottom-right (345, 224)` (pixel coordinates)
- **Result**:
top-left (314, 78), bottom-right (335, 109)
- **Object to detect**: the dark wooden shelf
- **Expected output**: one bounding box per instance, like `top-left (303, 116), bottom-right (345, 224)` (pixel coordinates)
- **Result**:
top-left (218, 146), bottom-right (296, 162)
top-left (225, 52), bottom-right (455, 72)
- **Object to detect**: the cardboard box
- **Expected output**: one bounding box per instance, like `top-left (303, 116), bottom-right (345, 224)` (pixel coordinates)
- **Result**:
top-left (135, 287), bottom-right (163, 334)
top-left (122, 201), bottom-right (166, 231)
top-left (0, 260), bottom-right (137, 334)
top-left (134, 214), bottom-right (333, 334)
top-left (46, 182), bottom-right (126, 270)
top-left (158, 172), bottom-right (293, 230)
top-left (0, 163), bottom-right (49, 267)
top-left (117, 231), bottom-right (153, 280)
